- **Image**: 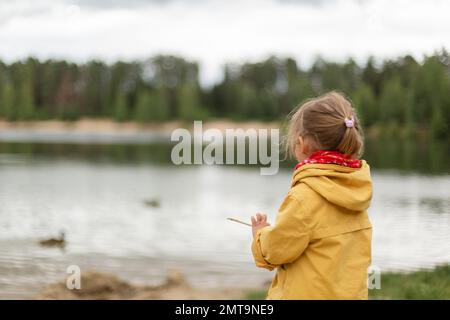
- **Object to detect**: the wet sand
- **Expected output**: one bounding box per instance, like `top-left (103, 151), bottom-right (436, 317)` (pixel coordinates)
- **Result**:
top-left (36, 269), bottom-right (264, 300)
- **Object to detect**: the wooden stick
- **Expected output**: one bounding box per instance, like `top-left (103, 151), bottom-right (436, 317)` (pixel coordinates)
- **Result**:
top-left (227, 217), bottom-right (252, 227)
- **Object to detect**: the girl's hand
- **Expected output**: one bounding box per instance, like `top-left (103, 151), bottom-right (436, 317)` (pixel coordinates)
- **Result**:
top-left (251, 212), bottom-right (271, 238)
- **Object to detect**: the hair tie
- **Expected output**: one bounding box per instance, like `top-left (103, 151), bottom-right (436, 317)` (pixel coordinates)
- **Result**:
top-left (344, 116), bottom-right (354, 128)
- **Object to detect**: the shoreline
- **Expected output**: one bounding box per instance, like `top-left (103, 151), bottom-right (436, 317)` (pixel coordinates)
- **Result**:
top-left (0, 119), bottom-right (435, 142)
top-left (0, 118), bottom-right (282, 135)
top-left (34, 264), bottom-right (450, 299)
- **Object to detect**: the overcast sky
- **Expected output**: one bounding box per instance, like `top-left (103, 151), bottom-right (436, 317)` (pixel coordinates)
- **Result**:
top-left (0, 0), bottom-right (449, 85)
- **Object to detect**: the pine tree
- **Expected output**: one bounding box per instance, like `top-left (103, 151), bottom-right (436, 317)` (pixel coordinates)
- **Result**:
top-left (1, 82), bottom-right (15, 120)
top-left (134, 88), bottom-right (169, 122)
top-left (18, 79), bottom-right (35, 120)
top-left (352, 84), bottom-right (377, 127)
top-left (178, 84), bottom-right (203, 121)
top-left (379, 77), bottom-right (406, 125)
top-left (113, 90), bottom-right (128, 121)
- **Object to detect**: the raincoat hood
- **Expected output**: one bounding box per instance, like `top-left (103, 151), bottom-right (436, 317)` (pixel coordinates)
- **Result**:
top-left (291, 160), bottom-right (372, 212)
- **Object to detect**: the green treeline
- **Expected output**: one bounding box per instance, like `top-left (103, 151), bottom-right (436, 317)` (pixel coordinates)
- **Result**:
top-left (0, 51), bottom-right (449, 139)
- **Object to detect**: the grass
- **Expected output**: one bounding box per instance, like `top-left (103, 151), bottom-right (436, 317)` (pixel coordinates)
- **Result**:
top-left (245, 290), bottom-right (267, 300)
top-left (244, 264), bottom-right (450, 300)
top-left (369, 264), bottom-right (450, 300)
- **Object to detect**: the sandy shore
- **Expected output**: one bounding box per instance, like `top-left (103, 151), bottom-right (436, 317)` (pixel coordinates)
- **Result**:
top-left (36, 269), bottom-right (265, 300)
top-left (0, 118), bottom-right (281, 134)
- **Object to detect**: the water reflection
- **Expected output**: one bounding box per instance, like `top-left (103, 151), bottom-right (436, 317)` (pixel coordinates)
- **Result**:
top-left (0, 136), bottom-right (449, 173)
top-left (364, 137), bottom-right (449, 174)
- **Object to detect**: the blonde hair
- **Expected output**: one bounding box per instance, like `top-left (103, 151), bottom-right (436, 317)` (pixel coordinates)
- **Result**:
top-left (285, 91), bottom-right (364, 159)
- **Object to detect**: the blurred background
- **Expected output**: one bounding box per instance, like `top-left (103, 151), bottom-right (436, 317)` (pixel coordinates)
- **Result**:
top-left (0, 0), bottom-right (449, 299)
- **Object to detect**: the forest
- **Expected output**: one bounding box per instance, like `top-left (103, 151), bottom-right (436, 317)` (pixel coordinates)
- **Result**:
top-left (0, 50), bottom-right (449, 139)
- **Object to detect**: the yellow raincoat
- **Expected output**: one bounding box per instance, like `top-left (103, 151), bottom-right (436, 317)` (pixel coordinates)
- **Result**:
top-left (252, 161), bottom-right (373, 299)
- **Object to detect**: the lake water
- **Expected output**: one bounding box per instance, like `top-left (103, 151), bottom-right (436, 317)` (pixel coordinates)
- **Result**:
top-left (0, 131), bottom-right (449, 298)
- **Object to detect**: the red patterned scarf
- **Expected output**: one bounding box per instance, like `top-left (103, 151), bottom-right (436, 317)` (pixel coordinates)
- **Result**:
top-left (294, 150), bottom-right (362, 171)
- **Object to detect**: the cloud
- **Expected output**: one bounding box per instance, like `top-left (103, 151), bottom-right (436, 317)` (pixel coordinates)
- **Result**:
top-left (0, 0), bottom-right (52, 25)
top-left (68, 0), bottom-right (335, 10)
top-left (0, 0), bottom-right (449, 85)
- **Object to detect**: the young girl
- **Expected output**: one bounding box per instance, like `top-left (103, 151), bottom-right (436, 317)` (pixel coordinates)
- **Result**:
top-left (251, 91), bottom-right (372, 300)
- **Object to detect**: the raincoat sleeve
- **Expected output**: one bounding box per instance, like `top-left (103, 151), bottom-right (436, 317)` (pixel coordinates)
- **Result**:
top-left (251, 193), bottom-right (311, 270)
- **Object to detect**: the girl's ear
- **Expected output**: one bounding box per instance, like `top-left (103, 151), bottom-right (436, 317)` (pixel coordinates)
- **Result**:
top-left (297, 136), bottom-right (304, 154)
top-left (298, 136), bottom-right (309, 155)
